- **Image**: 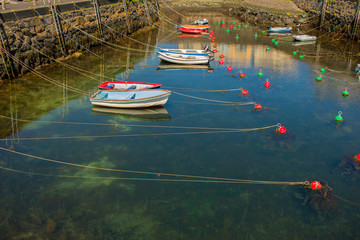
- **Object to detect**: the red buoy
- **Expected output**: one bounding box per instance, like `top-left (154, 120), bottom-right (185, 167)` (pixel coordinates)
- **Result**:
top-left (222, 23), bottom-right (225, 27)
top-left (264, 81), bottom-right (271, 88)
top-left (219, 59), bottom-right (224, 64)
top-left (210, 31), bottom-right (214, 35)
top-left (213, 44), bottom-right (217, 48)
top-left (239, 73), bottom-right (246, 78)
top-left (214, 49), bottom-right (218, 53)
top-left (254, 104), bottom-right (262, 110)
top-left (310, 181), bottom-right (322, 190)
top-left (277, 126), bottom-right (287, 134)
top-left (355, 154), bottom-right (360, 162)
top-left (242, 89), bottom-right (248, 95)
top-left (230, 26), bottom-right (234, 30)
top-left (227, 66), bottom-right (233, 71)
top-left (220, 54), bottom-right (224, 58)
top-left (211, 38), bottom-right (215, 42)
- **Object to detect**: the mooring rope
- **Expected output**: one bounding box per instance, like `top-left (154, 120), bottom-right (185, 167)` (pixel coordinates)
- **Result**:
top-left (159, 0), bottom-right (186, 18)
top-left (173, 91), bottom-right (255, 105)
top-left (0, 114), bottom-right (278, 132)
top-left (0, 146), bottom-right (304, 186)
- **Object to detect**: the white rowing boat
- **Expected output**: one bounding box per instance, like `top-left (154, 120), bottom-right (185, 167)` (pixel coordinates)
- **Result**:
top-left (90, 89), bottom-right (171, 108)
top-left (157, 52), bottom-right (212, 65)
top-left (292, 35), bottom-right (317, 41)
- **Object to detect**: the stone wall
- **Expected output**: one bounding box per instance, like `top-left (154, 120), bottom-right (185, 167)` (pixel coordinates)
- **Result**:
top-left (0, 0), bottom-right (159, 80)
top-left (291, 0), bottom-right (360, 39)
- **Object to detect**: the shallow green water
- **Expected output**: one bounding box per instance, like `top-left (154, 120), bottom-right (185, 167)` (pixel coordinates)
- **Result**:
top-left (0, 15), bottom-right (360, 239)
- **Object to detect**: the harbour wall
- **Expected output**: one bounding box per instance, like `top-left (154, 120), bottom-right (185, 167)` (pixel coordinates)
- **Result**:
top-left (0, 0), bottom-right (159, 80)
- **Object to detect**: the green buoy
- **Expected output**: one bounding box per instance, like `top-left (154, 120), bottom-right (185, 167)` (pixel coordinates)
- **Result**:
top-left (254, 33), bottom-right (258, 38)
top-left (233, 21), bottom-right (236, 24)
top-left (334, 111), bottom-right (343, 122)
top-left (218, 21), bottom-right (221, 25)
top-left (226, 29), bottom-right (230, 33)
top-left (316, 76), bottom-right (322, 81)
top-left (234, 27), bottom-right (237, 30)
top-left (258, 70), bottom-right (263, 77)
top-left (238, 24), bottom-right (241, 28)
top-left (320, 68), bottom-right (325, 73)
top-left (274, 41), bottom-right (278, 46)
top-left (292, 51), bottom-right (297, 56)
top-left (271, 39), bottom-right (276, 43)
top-left (299, 55), bottom-right (304, 60)
top-left (262, 30), bottom-right (265, 34)
top-left (244, 25), bottom-right (248, 29)
top-left (235, 35), bottom-right (239, 40)
top-left (222, 20), bottom-right (225, 23)
top-left (342, 88), bottom-right (349, 97)
top-left (266, 47), bottom-right (271, 51)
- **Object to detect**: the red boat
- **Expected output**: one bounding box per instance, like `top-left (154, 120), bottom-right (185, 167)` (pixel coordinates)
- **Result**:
top-left (98, 81), bottom-right (162, 91)
top-left (178, 27), bottom-right (204, 34)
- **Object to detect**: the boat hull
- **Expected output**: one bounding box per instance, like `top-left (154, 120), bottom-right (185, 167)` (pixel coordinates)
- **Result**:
top-left (157, 52), bottom-right (210, 65)
top-left (292, 35), bottom-right (317, 41)
top-left (90, 90), bottom-right (171, 108)
top-left (157, 48), bottom-right (213, 57)
top-left (268, 27), bottom-right (292, 33)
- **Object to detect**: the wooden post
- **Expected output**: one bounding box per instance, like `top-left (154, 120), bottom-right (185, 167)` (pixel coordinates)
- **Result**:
top-left (2, 0), bottom-right (5, 10)
top-left (351, 1), bottom-right (360, 39)
top-left (319, 0), bottom-right (329, 27)
top-left (122, 0), bottom-right (131, 33)
top-left (155, 0), bottom-right (159, 13)
top-left (33, 0), bottom-right (36, 6)
top-left (143, 0), bottom-right (151, 25)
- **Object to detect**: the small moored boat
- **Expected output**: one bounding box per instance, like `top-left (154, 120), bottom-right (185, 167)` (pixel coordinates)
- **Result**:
top-left (157, 52), bottom-right (212, 65)
top-left (98, 81), bottom-right (161, 90)
top-left (178, 27), bottom-right (204, 34)
top-left (157, 46), bottom-right (214, 57)
top-left (292, 35), bottom-right (317, 41)
top-left (177, 24), bottom-right (210, 31)
top-left (268, 27), bottom-right (292, 33)
top-left (90, 89), bottom-right (171, 108)
top-left (194, 19), bottom-right (208, 25)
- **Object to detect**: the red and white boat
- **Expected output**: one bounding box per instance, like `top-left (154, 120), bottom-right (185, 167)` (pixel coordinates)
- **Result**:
top-left (98, 81), bottom-right (161, 91)
top-left (178, 28), bottom-right (204, 34)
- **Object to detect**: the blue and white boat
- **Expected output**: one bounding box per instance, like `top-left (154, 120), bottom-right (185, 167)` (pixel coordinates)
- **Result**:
top-left (157, 45), bottom-right (214, 57)
top-left (268, 27), bottom-right (292, 33)
top-left (90, 89), bottom-right (171, 108)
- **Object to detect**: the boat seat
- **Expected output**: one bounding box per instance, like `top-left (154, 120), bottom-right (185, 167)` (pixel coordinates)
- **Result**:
top-left (105, 84), bottom-right (114, 89)
top-left (124, 92), bottom-right (136, 100)
top-left (96, 92), bottom-right (108, 99)
top-left (127, 85), bottom-right (137, 90)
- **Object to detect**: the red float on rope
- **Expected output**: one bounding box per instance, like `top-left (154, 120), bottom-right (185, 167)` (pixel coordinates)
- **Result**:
top-left (240, 73), bottom-right (246, 78)
top-left (242, 89), bottom-right (248, 95)
top-left (230, 26), bottom-right (234, 30)
top-left (213, 44), bottom-right (217, 48)
top-left (254, 104), bottom-right (262, 110)
top-left (227, 66), bottom-right (233, 71)
top-left (220, 54), bottom-right (224, 58)
top-left (355, 154), bottom-right (360, 162)
top-left (277, 126), bottom-right (287, 134)
top-left (219, 59), bottom-right (224, 64)
top-left (214, 49), bottom-right (218, 53)
top-left (310, 181), bottom-right (322, 190)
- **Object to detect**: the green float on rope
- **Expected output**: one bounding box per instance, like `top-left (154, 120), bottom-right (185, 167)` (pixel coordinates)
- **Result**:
top-left (258, 69), bottom-right (263, 77)
top-left (299, 55), bottom-right (304, 60)
top-left (334, 111), bottom-right (343, 122)
top-left (238, 24), bottom-right (241, 28)
top-left (226, 29), bottom-right (230, 33)
top-left (342, 88), bottom-right (349, 97)
top-left (234, 27), bottom-right (237, 30)
top-left (274, 41), bottom-right (279, 46)
top-left (316, 76), bottom-right (322, 81)
top-left (235, 35), bottom-right (239, 40)
top-left (271, 39), bottom-right (276, 43)
top-left (262, 30), bottom-right (265, 34)
top-left (254, 33), bottom-right (258, 38)
top-left (292, 51), bottom-right (297, 56)
top-left (233, 21), bottom-right (236, 24)
top-left (266, 47), bottom-right (271, 51)
top-left (222, 20), bottom-right (225, 23)
top-left (320, 68), bottom-right (325, 73)
top-left (244, 25), bottom-right (248, 29)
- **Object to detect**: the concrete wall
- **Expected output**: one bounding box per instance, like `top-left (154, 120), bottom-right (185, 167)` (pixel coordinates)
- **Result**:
top-left (0, 0), bottom-right (159, 80)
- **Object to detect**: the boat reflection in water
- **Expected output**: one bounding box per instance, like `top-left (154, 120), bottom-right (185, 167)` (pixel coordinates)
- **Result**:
top-left (267, 32), bottom-right (292, 37)
top-left (91, 106), bottom-right (171, 122)
top-left (291, 40), bottom-right (316, 46)
top-left (157, 62), bottom-right (214, 72)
